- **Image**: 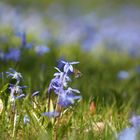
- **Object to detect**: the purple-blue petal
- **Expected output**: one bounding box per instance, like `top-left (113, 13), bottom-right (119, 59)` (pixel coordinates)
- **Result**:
top-left (32, 91), bottom-right (40, 97)
top-left (130, 115), bottom-right (140, 128)
top-left (5, 48), bottom-right (21, 62)
top-left (16, 94), bottom-right (25, 99)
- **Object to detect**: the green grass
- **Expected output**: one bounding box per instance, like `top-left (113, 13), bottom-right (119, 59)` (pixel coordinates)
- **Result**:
top-left (0, 44), bottom-right (140, 140)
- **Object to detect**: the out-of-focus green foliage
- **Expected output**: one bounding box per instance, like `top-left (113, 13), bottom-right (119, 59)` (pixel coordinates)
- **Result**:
top-left (4, 0), bottom-right (140, 13)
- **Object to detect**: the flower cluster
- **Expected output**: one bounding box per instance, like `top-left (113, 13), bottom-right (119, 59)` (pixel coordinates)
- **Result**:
top-left (6, 68), bottom-right (27, 102)
top-left (0, 31), bottom-right (50, 63)
top-left (0, 48), bottom-right (21, 62)
top-left (44, 60), bottom-right (82, 117)
top-left (5, 68), bottom-right (37, 125)
top-left (16, 31), bottom-right (50, 56)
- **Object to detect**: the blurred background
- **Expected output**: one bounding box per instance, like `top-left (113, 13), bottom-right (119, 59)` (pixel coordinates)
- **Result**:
top-left (0, 0), bottom-right (140, 104)
top-left (1, 0), bottom-right (140, 54)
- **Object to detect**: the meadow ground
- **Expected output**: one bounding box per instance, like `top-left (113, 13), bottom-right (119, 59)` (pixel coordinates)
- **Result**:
top-left (0, 43), bottom-right (140, 140)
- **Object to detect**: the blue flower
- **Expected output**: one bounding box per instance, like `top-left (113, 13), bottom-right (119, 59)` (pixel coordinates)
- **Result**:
top-left (118, 70), bottom-right (129, 80)
top-left (16, 94), bottom-right (25, 99)
top-left (16, 31), bottom-right (33, 49)
top-left (9, 84), bottom-right (27, 101)
top-left (61, 61), bottom-right (79, 73)
top-left (42, 111), bottom-right (60, 118)
top-left (57, 58), bottom-right (66, 71)
top-left (6, 68), bottom-right (22, 84)
top-left (5, 48), bottom-right (21, 62)
top-left (9, 84), bottom-right (16, 102)
top-left (9, 84), bottom-right (27, 94)
top-left (35, 45), bottom-right (50, 55)
top-left (48, 76), bottom-right (62, 94)
top-left (130, 115), bottom-right (140, 128)
top-left (23, 115), bottom-right (30, 124)
top-left (16, 31), bottom-right (27, 46)
top-left (58, 88), bottom-right (81, 107)
top-left (32, 91), bottom-right (40, 97)
top-left (48, 60), bottom-right (81, 109)
top-left (118, 115), bottom-right (140, 140)
top-left (48, 67), bottom-right (72, 94)
top-left (118, 127), bottom-right (138, 140)
top-left (54, 67), bottom-right (71, 86)
top-left (58, 93), bottom-right (81, 107)
top-left (66, 87), bottom-right (80, 94)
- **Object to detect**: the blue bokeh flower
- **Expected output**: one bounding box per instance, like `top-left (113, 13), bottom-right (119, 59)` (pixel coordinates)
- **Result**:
top-left (118, 115), bottom-right (140, 140)
top-left (35, 45), bottom-right (50, 55)
top-left (118, 127), bottom-right (138, 140)
top-left (130, 115), bottom-right (140, 128)
top-left (5, 48), bottom-right (21, 62)
top-left (118, 70), bottom-right (129, 80)
top-left (43, 111), bottom-right (60, 118)
top-left (16, 31), bottom-right (33, 49)
top-left (59, 92), bottom-right (81, 107)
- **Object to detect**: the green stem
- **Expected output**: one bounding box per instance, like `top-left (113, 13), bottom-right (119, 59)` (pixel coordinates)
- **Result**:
top-left (12, 110), bottom-right (17, 138)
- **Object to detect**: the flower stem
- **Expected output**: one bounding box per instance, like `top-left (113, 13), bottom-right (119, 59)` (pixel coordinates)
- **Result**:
top-left (12, 110), bottom-right (17, 138)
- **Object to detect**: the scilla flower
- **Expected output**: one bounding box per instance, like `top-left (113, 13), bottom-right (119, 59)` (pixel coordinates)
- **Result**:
top-left (58, 91), bottom-right (81, 107)
top-left (16, 94), bottom-right (25, 99)
top-left (23, 115), bottom-right (30, 124)
top-left (58, 87), bottom-right (81, 107)
top-left (6, 68), bottom-right (22, 84)
top-left (61, 61), bottom-right (79, 73)
top-left (6, 68), bottom-right (27, 103)
top-left (45, 60), bottom-right (81, 118)
top-left (9, 84), bottom-right (27, 102)
top-left (118, 115), bottom-right (140, 140)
